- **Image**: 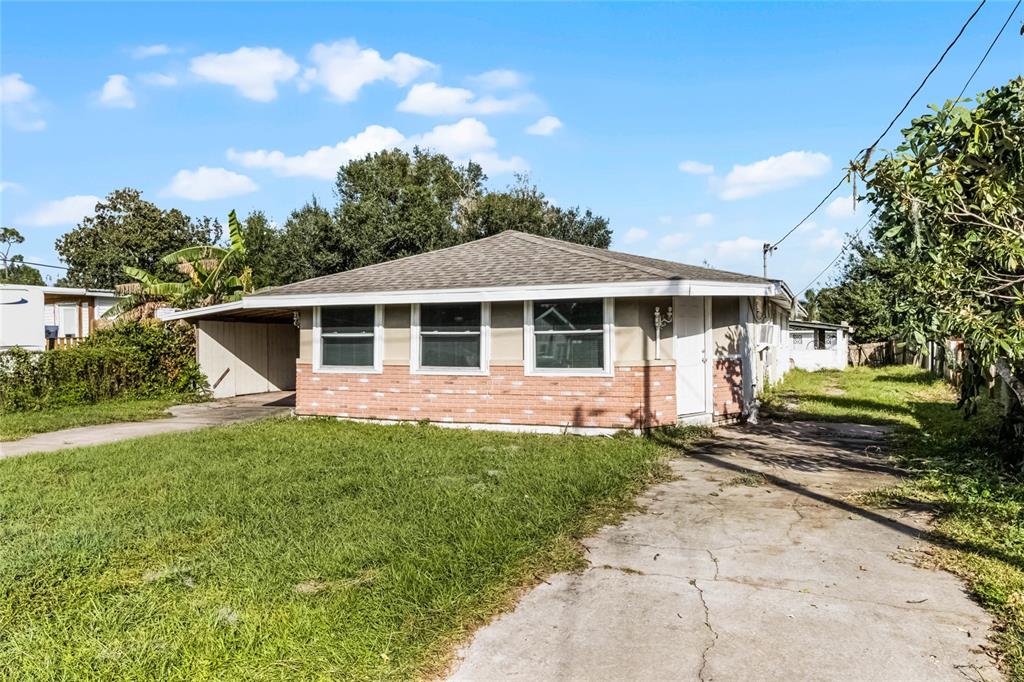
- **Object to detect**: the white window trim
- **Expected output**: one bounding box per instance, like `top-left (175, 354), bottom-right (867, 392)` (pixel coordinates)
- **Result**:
top-left (524, 298), bottom-right (614, 377)
top-left (411, 302), bottom-right (490, 375)
top-left (313, 304), bottom-right (384, 374)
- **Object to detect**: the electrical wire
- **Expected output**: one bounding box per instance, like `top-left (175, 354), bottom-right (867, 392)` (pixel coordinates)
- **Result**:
top-left (956, 0), bottom-right (1020, 102)
top-left (0, 259), bottom-right (68, 270)
top-left (795, 217), bottom-right (874, 297)
top-left (770, 0), bottom-right (988, 252)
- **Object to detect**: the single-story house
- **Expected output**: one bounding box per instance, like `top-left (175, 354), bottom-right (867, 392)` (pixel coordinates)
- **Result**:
top-left (167, 231), bottom-right (795, 433)
top-left (0, 284), bottom-right (121, 351)
top-left (787, 319), bottom-right (851, 371)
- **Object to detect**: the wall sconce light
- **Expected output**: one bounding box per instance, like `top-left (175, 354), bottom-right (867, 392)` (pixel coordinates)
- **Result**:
top-left (654, 305), bottom-right (673, 361)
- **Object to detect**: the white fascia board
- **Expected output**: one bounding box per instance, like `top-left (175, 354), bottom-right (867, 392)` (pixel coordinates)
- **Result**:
top-left (242, 279), bottom-right (783, 309)
top-left (162, 300), bottom-right (244, 321)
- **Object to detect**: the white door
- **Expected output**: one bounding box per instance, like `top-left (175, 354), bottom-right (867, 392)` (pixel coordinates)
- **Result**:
top-left (674, 296), bottom-right (708, 415)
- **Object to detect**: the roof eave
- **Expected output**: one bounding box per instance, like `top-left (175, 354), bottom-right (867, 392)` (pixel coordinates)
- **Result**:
top-left (249, 278), bottom-right (782, 307)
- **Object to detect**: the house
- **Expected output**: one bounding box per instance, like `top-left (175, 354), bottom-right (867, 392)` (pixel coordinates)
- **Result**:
top-left (787, 319), bottom-right (851, 371)
top-left (166, 231), bottom-right (795, 433)
top-left (0, 284), bottom-right (121, 351)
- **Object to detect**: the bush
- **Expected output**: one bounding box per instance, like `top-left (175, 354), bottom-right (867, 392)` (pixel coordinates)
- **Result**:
top-left (0, 320), bottom-right (206, 412)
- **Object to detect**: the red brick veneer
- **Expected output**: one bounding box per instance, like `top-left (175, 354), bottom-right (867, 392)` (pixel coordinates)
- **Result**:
top-left (295, 363), bottom-right (677, 430)
top-left (712, 358), bottom-right (744, 420)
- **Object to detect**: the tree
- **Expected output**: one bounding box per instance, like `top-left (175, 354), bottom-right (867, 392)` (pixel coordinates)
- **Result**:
top-left (334, 148), bottom-right (486, 269)
top-left (273, 198), bottom-right (348, 285)
top-left (799, 288), bottom-right (820, 321)
top-left (814, 239), bottom-right (903, 342)
top-left (239, 210), bottom-right (280, 290)
top-left (109, 210), bottom-right (253, 318)
top-left (866, 77), bottom-right (1023, 455)
top-left (462, 176), bottom-right (612, 248)
top-left (55, 188), bottom-right (220, 289)
top-left (0, 227), bottom-right (44, 285)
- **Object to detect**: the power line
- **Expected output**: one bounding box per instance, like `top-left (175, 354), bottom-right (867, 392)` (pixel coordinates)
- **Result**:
top-left (957, 0), bottom-right (1020, 102)
top-left (795, 216), bottom-right (874, 297)
top-left (769, 0), bottom-right (988, 254)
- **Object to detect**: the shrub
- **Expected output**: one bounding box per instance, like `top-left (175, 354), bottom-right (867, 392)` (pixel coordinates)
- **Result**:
top-left (0, 320), bottom-right (206, 412)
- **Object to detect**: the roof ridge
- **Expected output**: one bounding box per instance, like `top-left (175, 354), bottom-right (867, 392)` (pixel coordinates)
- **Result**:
top-left (507, 232), bottom-right (678, 280)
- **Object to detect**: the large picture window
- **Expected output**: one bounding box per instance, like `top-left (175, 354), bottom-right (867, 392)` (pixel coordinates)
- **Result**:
top-left (530, 299), bottom-right (610, 372)
top-left (317, 305), bottom-right (380, 370)
top-left (414, 303), bottom-right (487, 372)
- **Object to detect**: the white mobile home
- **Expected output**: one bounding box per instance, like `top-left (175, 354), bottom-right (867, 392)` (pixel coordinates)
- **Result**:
top-left (0, 285), bottom-right (120, 351)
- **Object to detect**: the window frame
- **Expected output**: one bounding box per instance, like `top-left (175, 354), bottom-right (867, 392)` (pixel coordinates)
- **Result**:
top-left (524, 298), bottom-right (614, 377)
top-left (410, 302), bottom-right (490, 375)
top-left (313, 304), bottom-right (384, 374)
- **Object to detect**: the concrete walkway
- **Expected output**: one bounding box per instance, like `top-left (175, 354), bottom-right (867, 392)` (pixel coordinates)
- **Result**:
top-left (450, 421), bottom-right (1000, 682)
top-left (0, 392), bottom-right (294, 459)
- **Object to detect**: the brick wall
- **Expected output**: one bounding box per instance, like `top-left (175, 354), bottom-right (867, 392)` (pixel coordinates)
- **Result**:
top-left (712, 357), bottom-right (744, 420)
top-left (295, 363), bottom-right (676, 430)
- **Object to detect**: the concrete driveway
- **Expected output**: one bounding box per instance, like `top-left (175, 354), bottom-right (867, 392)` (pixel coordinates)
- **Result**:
top-left (0, 392), bottom-right (294, 459)
top-left (450, 421), bottom-right (1000, 682)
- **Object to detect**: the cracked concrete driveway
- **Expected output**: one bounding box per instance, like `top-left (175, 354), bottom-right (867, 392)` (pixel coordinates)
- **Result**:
top-left (449, 421), bottom-right (1001, 682)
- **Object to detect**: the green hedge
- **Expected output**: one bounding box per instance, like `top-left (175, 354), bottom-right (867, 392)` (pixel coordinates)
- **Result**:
top-left (0, 320), bottom-right (206, 412)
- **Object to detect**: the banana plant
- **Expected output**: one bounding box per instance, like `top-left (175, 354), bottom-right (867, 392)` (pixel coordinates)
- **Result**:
top-left (106, 210), bottom-right (254, 319)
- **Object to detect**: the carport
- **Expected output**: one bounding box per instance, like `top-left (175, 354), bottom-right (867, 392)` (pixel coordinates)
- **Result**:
top-left (165, 302), bottom-right (299, 399)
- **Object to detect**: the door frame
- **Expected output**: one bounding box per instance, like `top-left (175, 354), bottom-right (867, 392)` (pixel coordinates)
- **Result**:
top-left (672, 295), bottom-right (714, 424)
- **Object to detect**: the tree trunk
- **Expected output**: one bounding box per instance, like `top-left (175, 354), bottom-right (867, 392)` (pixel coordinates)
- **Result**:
top-left (994, 358), bottom-right (1024, 407)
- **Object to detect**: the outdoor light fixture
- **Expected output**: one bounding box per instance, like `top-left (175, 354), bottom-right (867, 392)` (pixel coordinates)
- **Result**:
top-left (653, 305), bottom-right (672, 361)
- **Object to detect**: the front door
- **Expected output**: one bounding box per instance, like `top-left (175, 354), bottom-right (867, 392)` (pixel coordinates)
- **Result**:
top-left (674, 296), bottom-right (708, 415)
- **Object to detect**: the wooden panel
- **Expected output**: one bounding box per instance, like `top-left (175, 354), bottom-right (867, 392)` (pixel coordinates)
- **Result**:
top-left (266, 323), bottom-right (299, 391)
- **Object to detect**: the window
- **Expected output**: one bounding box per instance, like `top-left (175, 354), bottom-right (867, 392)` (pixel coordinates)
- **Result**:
top-left (317, 305), bottom-right (381, 371)
top-left (529, 298), bottom-right (611, 373)
top-left (414, 303), bottom-right (487, 372)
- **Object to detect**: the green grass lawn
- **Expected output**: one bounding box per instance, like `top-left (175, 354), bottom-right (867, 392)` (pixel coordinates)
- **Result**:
top-left (765, 366), bottom-right (1024, 678)
top-left (0, 398), bottom-right (181, 441)
top-left (0, 418), bottom-right (680, 680)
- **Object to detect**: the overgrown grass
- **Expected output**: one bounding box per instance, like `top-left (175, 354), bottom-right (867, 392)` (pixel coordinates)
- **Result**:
top-left (0, 418), bottom-right (673, 679)
top-left (0, 398), bottom-right (180, 441)
top-left (765, 366), bottom-right (1024, 678)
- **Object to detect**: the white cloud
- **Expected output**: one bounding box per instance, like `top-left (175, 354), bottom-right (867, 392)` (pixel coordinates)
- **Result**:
top-left (131, 44), bottom-right (171, 59)
top-left (20, 195), bottom-right (99, 227)
top-left (397, 82), bottom-right (531, 116)
top-left (190, 47), bottom-right (299, 102)
top-left (714, 236), bottom-right (763, 257)
top-left (657, 215), bottom-right (673, 225)
top-left (229, 117), bottom-right (525, 179)
top-left (525, 115), bottom-right (563, 136)
top-left (162, 167), bottom-right (257, 201)
top-left (302, 39), bottom-right (433, 103)
top-left (678, 160), bottom-right (714, 175)
top-left (798, 219), bottom-right (819, 233)
top-left (812, 227), bottom-right (844, 251)
top-left (621, 227), bottom-right (649, 244)
top-left (693, 212), bottom-right (715, 228)
top-left (468, 69), bottom-right (528, 90)
top-left (228, 125), bottom-right (406, 180)
top-left (0, 181), bottom-right (21, 192)
top-left (138, 72), bottom-right (178, 87)
top-left (99, 75), bottom-right (135, 108)
top-left (716, 151), bottom-right (831, 200)
top-left (0, 73), bottom-right (45, 131)
top-left (658, 232), bottom-right (693, 252)
top-left (825, 194), bottom-right (857, 219)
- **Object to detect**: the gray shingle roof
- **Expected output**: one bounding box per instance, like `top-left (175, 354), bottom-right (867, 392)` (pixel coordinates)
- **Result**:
top-left (250, 230), bottom-right (769, 298)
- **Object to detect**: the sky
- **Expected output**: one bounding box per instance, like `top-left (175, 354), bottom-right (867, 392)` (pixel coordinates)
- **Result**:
top-left (1, 2), bottom-right (1021, 291)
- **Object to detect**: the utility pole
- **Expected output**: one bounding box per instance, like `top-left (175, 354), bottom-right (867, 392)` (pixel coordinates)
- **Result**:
top-left (762, 242), bottom-right (775, 279)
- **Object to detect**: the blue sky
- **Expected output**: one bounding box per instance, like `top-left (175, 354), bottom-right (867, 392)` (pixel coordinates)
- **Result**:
top-left (2, 2), bottom-right (1020, 290)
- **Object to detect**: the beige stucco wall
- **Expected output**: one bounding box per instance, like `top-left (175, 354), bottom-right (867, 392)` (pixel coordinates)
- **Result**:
top-left (301, 298), bottom-right (675, 369)
top-left (384, 305), bottom-right (411, 364)
top-left (712, 296), bottom-right (742, 356)
top-left (298, 308), bottom-right (314, 363)
top-left (614, 297), bottom-right (673, 365)
top-left (491, 301), bottom-right (524, 364)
